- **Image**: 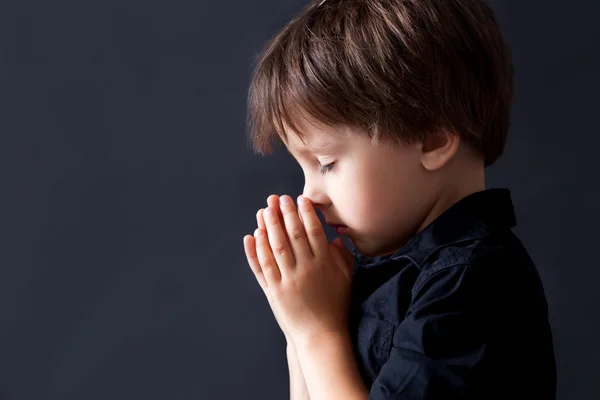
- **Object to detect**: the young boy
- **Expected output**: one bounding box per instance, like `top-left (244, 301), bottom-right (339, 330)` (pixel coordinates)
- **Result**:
top-left (243, 0), bottom-right (556, 399)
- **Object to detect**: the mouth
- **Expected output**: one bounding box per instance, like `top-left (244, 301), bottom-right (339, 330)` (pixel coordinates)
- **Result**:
top-left (325, 221), bottom-right (350, 235)
top-left (325, 220), bottom-right (345, 228)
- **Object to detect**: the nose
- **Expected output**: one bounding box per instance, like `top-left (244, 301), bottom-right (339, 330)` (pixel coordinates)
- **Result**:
top-left (302, 180), bottom-right (328, 211)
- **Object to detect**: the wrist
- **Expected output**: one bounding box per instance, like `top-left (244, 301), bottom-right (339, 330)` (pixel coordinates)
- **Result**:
top-left (295, 329), bottom-right (349, 353)
top-left (285, 334), bottom-right (295, 346)
top-left (286, 340), bottom-right (297, 355)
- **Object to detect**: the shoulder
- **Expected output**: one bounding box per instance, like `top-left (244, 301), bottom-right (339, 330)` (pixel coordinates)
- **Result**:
top-left (410, 230), bottom-right (536, 304)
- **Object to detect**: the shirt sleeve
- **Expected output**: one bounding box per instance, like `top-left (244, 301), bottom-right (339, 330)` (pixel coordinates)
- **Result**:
top-left (368, 263), bottom-right (493, 400)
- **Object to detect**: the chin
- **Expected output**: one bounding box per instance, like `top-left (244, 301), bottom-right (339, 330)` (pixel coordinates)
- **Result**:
top-left (353, 239), bottom-right (406, 259)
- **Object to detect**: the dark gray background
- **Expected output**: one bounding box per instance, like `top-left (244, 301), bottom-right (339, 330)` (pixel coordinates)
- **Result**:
top-left (1, 0), bottom-right (598, 399)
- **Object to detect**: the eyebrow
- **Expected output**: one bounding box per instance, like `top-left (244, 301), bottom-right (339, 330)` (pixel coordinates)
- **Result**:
top-left (286, 141), bottom-right (335, 156)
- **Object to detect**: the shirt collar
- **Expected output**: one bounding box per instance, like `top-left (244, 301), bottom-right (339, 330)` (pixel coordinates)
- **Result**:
top-left (352, 188), bottom-right (517, 269)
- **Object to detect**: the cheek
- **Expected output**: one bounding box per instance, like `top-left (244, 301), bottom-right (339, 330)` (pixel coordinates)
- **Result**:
top-left (350, 166), bottom-right (414, 229)
top-left (342, 179), bottom-right (380, 227)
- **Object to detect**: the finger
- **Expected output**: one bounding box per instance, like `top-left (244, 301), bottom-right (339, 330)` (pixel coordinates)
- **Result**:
top-left (243, 233), bottom-right (270, 294)
top-left (244, 231), bottom-right (273, 304)
top-left (268, 195), bottom-right (299, 264)
top-left (266, 195), bottom-right (289, 239)
top-left (279, 195), bottom-right (312, 264)
top-left (298, 205), bottom-right (305, 227)
top-left (267, 195), bottom-right (285, 222)
top-left (254, 227), bottom-right (282, 285)
top-left (297, 195), bottom-right (328, 259)
top-left (256, 209), bottom-right (266, 231)
top-left (263, 206), bottom-right (296, 276)
top-left (257, 195), bottom-right (285, 235)
top-left (258, 208), bottom-right (278, 249)
top-left (334, 238), bottom-right (354, 269)
top-left (333, 238), bottom-right (354, 277)
top-left (329, 243), bottom-right (351, 282)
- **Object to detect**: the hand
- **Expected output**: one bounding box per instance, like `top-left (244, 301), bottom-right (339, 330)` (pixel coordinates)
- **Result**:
top-left (243, 195), bottom-right (296, 343)
top-left (244, 194), bottom-right (354, 345)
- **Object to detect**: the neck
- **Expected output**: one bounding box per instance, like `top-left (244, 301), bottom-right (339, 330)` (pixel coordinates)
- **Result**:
top-left (418, 153), bottom-right (486, 233)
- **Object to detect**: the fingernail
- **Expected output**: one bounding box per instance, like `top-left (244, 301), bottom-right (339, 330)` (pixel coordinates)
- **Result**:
top-left (264, 207), bottom-right (274, 219)
top-left (280, 196), bottom-right (291, 205)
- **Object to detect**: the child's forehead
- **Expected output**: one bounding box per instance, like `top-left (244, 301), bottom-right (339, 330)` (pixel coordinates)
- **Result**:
top-left (285, 137), bottom-right (333, 155)
top-left (282, 113), bottom-right (352, 140)
top-left (282, 123), bottom-right (351, 155)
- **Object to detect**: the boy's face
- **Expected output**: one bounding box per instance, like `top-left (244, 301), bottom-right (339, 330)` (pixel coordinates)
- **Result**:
top-left (283, 119), bottom-right (439, 258)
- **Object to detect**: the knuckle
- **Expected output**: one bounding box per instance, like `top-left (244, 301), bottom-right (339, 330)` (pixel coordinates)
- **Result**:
top-left (259, 256), bottom-right (274, 270)
top-left (289, 228), bottom-right (304, 241)
top-left (307, 225), bottom-right (324, 237)
top-left (256, 251), bottom-right (268, 263)
top-left (272, 243), bottom-right (287, 255)
top-left (255, 239), bottom-right (268, 250)
top-left (263, 262), bottom-right (276, 271)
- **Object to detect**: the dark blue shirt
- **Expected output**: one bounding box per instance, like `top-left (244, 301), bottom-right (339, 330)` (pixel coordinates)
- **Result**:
top-left (348, 188), bottom-right (556, 399)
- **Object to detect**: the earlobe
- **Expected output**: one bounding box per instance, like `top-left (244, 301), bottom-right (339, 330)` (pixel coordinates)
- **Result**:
top-left (419, 130), bottom-right (460, 171)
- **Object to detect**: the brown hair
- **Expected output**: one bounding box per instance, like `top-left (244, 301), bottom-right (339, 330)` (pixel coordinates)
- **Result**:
top-left (246, 0), bottom-right (514, 167)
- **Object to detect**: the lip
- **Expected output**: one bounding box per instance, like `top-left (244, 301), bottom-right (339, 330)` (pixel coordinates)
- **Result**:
top-left (334, 225), bottom-right (350, 235)
top-left (325, 220), bottom-right (345, 227)
top-left (326, 221), bottom-right (349, 236)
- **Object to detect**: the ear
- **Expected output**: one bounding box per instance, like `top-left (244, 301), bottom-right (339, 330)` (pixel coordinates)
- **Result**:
top-left (418, 130), bottom-right (461, 171)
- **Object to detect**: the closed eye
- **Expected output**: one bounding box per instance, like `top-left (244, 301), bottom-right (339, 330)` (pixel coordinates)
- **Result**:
top-left (320, 162), bottom-right (335, 175)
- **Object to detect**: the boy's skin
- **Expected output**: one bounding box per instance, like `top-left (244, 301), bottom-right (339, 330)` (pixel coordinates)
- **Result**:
top-left (244, 114), bottom-right (487, 399)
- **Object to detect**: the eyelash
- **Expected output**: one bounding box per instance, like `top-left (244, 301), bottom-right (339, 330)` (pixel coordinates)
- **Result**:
top-left (320, 162), bottom-right (335, 175)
